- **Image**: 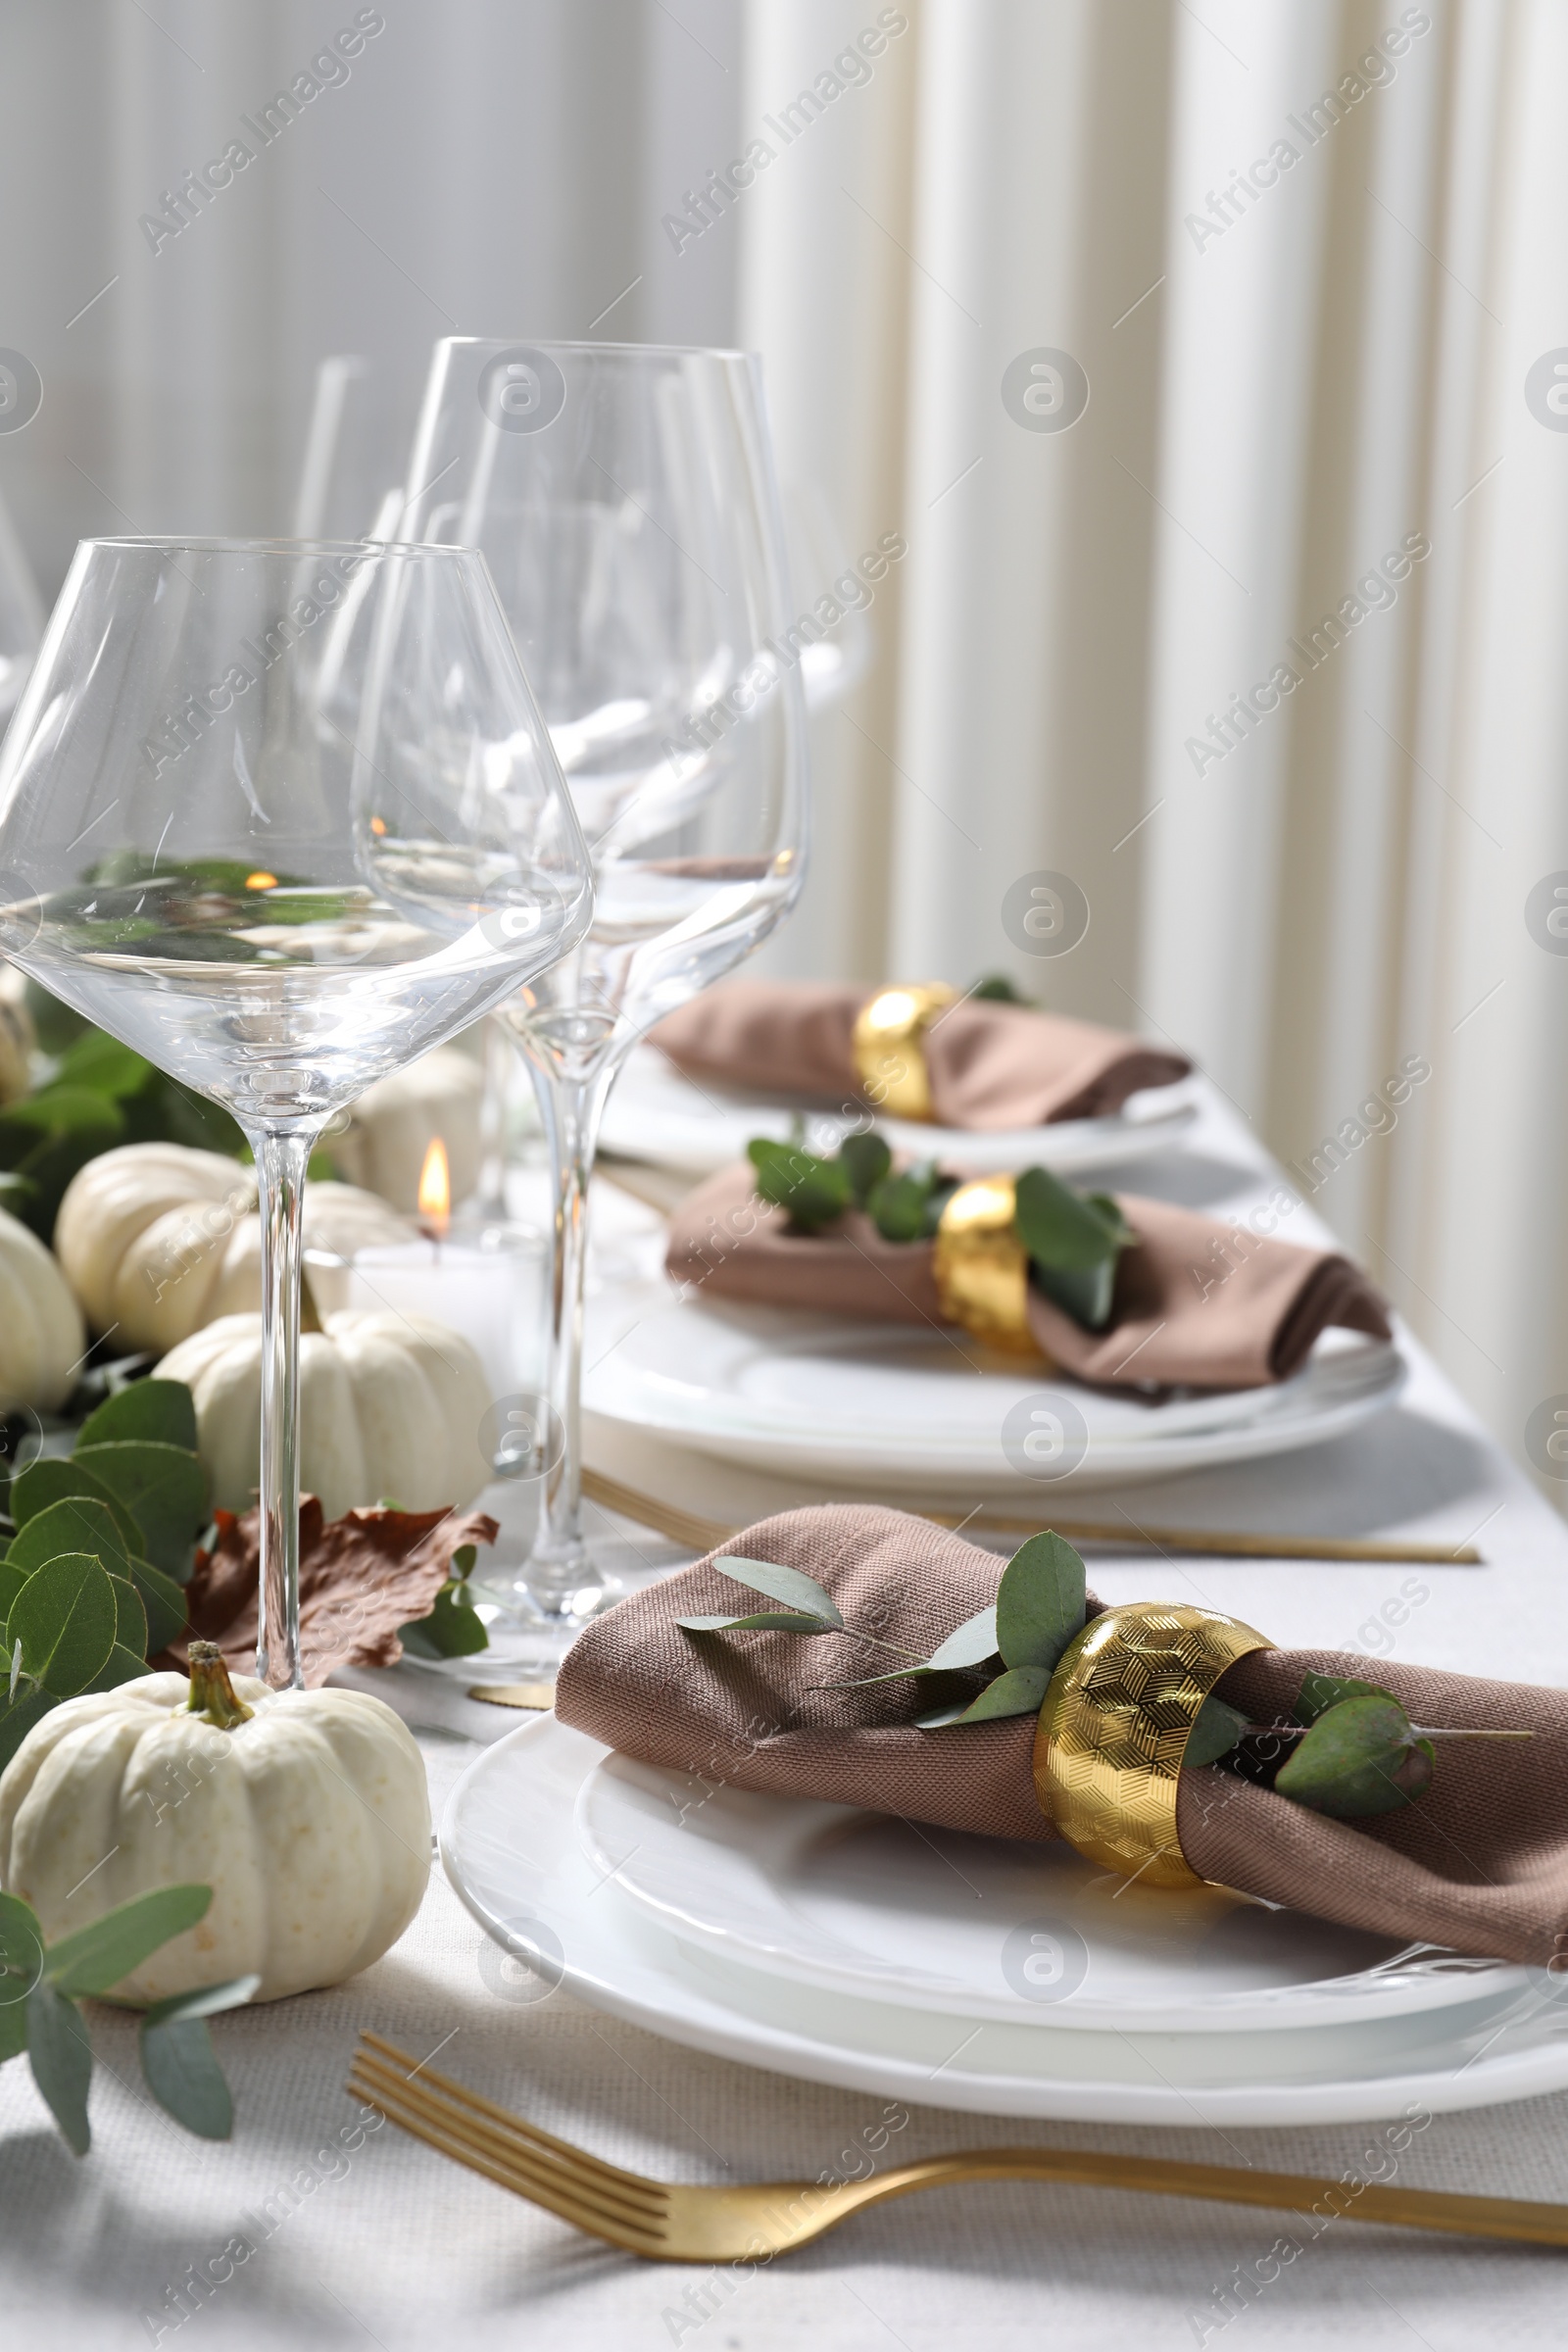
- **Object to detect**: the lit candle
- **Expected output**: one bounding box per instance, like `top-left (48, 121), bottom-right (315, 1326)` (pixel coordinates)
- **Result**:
top-left (417, 1136), bottom-right (452, 1239)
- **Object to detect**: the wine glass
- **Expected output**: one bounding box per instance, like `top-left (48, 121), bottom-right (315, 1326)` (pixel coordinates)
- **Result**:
top-left (0, 481), bottom-right (44, 726)
top-left (0, 537), bottom-right (593, 1689)
top-left (403, 340), bottom-right (808, 1646)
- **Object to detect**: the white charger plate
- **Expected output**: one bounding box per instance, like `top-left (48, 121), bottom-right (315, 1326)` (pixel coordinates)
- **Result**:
top-left (575, 1751), bottom-right (1527, 2033)
top-left (582, 1298), bottom-right (1408, 1492)
top-left (598, 1044), bottom-right (1200, 1176)
top-left (441, 1716), bottom-right (1568, 2126)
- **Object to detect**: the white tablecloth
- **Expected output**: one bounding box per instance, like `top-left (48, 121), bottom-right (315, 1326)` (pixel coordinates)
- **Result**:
top-left (6, 1085), bottom-right (1568, 2348)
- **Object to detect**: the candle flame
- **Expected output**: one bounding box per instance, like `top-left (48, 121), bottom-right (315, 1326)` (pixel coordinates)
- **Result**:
top-left (417, 1136), bottom-right (451, 1234)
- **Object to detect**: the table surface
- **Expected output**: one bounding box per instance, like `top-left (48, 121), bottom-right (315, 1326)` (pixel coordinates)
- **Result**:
top-left (5, 1084), bottom-right (1568, 2350)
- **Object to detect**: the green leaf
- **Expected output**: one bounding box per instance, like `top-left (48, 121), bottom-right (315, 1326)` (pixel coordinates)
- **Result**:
top-left (77, 1380), bottom-right (199, 1457)
top-left (8, 1555), bottom-right (118, 1695)
top-left (45, 1885), bottom-right (214, 1998)
top-left (0, 1890), bottom-right (44, 1992)
top-left (1294, 1670), bottom-right (1396, 1727)
top-left (950, 1664), bottom-right (1053, 1722)
top-left (84, 1642), bottom-right (152, 1692)
top-left (1185, 1694), bottom-right (1250, 1768)
top-left (23, 977), bottom-right (89, 1054)
top-left (926, 1603), bottom-right (1000, 1672)
top-left (7, 1494), bottom-right (131, 1581)
top-left (677, 1610), bottom-right (834, 1635)
top-left (0, 1556), bottom-right (27, 1623)
top-left (839, 1130), bottom-right (892, 1205)
top-left (108, 1574), bottom-right (148, 1660)
top-left (0, 1994), bottom-right (26, 2066)
top-left (53, 1029), bottom-right (152, 1101)
top-left (1274, 1694), bottom-right (1435, 1819)
top-left (969, 974), bottom-right (1035, 1004)
top-left (995, 1532), bottom-right (1085, 1672)
top-left (0, 1687), bottom-right (57, 1773)
top-left (74, 1443), bottom-right (208, 1579)
top-left (11, 1458), bottom-right (145, 1557)
top-left (450, 1543), bottom-right (477, 1582)
top-left (1033, 1258), bottom-right (1120, 1332)
top-left (1014, 1165), bottom-right (1135, 1272)
top-left (706, 1555), bottom-right (844, 1627)
top-left (26, 1982), bottom-right (93, 2154)
top-left (398, 1580), bottom-right (489, 1659)
top-left (747, 1139), bottom-right (851, 1231)
top-left (139, 1975), bottom-right (258, 2141)
top-left (124, 1558), bottom-right (187, 1654)
top-left (912, 1696), bottom-right (978, 1729)
top-left (867, 1167), bottom-right (945, 1243)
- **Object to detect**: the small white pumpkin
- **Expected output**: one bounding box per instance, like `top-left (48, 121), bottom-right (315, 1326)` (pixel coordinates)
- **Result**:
top-left (158, 1307), bottom-right (493, 1518)
top-left (0, 1648), bottom-right (430, 2004)
top-left (326, 1045), bottom-right (483, 1214)
top-left (55, 1143), bottom-right (413, 1352)
top-left (0, 1200), bottom-right (86, 1412)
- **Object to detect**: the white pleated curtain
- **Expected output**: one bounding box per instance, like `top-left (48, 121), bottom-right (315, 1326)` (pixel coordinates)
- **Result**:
top-left (740, 0), bottom-right (1568, 1498)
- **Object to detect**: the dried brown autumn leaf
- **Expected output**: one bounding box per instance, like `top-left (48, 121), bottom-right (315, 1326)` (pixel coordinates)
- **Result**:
top-left (153, 1495), bottom-right (499, 1687)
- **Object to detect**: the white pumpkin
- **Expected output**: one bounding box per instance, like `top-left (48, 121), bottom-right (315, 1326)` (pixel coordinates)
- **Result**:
top-left (0, 1651), bottom-right (430, 2003)
top-left (55, 1143), bottom-right (413, 1352)
top-left (0, 1200), bottom-right (86, 1412)
top-left (326, 1046), bottom-right (483, 1214)
top-left (157, 1307), bottom-right (493, 1518)
top-left (0, 961), bottom-right (34, 1105)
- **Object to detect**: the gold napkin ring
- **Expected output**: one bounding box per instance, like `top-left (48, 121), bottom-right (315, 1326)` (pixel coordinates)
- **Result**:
top-left (932, 1175), bottom-right (1040, 1357)
top-left (852, 983), bottom-right (957, 1119)
top-left (1032, 1602), bottom-right (1273, 1888)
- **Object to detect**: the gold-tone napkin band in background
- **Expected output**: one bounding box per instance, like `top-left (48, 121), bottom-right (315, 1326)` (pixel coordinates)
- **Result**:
top-left (851, 982), bottom-right (956, 1119)
top-left (1033, 1603), bottom-right (1274, 1888)
top-left (932, 1174), bottom-right (1040, 1356)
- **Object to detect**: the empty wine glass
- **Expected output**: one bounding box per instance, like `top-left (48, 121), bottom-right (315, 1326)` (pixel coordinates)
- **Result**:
top-left (403, 340), bottom-right (808, 1648)
top-left (0, 537), bottom-right (593, 1688)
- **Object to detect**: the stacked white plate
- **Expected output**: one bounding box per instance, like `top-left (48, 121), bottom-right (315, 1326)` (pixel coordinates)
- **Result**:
top-left (597, 1043), bottom-right (1200, 1177)
top-left (443, 1717), bottom-right (1568, 2125)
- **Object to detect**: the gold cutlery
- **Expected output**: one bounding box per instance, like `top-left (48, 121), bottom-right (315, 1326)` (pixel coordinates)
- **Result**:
top-left (579, 1466), bottom-right (1481, 1567)
top-left (348, 2034), bottom-right (1567, 2257)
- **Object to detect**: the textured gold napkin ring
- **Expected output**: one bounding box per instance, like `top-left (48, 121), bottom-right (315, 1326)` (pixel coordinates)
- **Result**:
top-left (932, 1175), bottom-right (1040, 1357)
top-left (851, 982), bottom-right (957, 1119)
top-left (1032, 1602), bottom-right (1273, 1889)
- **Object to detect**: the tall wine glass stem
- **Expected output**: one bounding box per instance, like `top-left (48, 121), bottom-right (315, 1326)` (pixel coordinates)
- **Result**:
top-left (519, 1041), bottom-right (618, 1599)
top-left (251, 1125), bottom-right (317, 1690)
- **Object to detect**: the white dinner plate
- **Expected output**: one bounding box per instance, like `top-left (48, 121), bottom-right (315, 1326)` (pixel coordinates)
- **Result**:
top-left (582, 1297), bottom-right (1408, 1492)
top-left (598, 1044), bottom-right (1200, 1176)
top-left (441, 1717), bottom-right (1568, 2125)
top-left (575, 1751), bottom-right (1527, 2033)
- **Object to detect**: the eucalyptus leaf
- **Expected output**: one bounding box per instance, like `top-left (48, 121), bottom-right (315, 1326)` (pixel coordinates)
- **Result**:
top-left (0, 1688), bottom-right (56, 1774)
top-left (0, 1890), bottom-right (44, 1991)
top-left (26, 1982), bottom-right (94, 2155)
top-left (951, 1664), bottom-right (1053, 1722)
top-left (46, 1885), bottom-right (214, 1998)
top-left (0, 1992), bottom-right (25, 2066)
top-left (1033, 1258), bottom-right (1119, 1332)
top-left (747, 1139), bottom-right (851, 1232)
top-left (398, 1580), bottom-right (489, 1659)
top-left (911, 1696), bottom-right (977, 1729)
top-left (84, 1642), bottom-right (152, 1693)
top-left (0, 1557), bottom-right (26, 1624)
top-left (77, 1380), bottom-right (200, 1456)
top-left (74, 1443), bottom-right (208, 1580)
top-left (108, 1575), bottom-right (148, 1661)
top-left (1274, 1694), bottom-right (1435, 1818)
top-left (1185, 1694), bottom-right (1250, 1769)
top-left (866, 1167), bottom-right (941, 1243)
top-left (10, 1458), bottom-right (145, 1557)
top-left (995, 1532), bottom-right (1085, 1671)
top-left (124, 1558), bottom-right (187, 1654)
top-left (8, 1555), bottom-right (118, 1696)
top-left (1294, 1670), bottom-right (1396, 1728)
top-left (839, 1131), bottom-right (892, 1205)
top-left (706, 1556), bottom-right (844, 1627)
top-left (1013, 1165), bottom-right (1133, 1274)
top-left (925, 1604), bottom-right (1001, 1672)
top-left (677, 1610), bottom-right (833, 1635)
top-left (139, 1995), bottom-right (249, 2140)
top-left (8, 1495), bottom-right (130, 1582)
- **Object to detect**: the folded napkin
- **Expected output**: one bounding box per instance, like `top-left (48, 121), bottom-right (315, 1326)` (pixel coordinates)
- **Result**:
top-left (666, 1161), bottom-right (1391, 1388)
top-left (556, 1505), bottom-right (1568, 1966)
top-left (650, 981), bottom-right (1190, 1130)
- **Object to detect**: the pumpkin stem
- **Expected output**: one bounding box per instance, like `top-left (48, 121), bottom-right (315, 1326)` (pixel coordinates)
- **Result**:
top-left (185, 1640), bottom-right (255, 1728)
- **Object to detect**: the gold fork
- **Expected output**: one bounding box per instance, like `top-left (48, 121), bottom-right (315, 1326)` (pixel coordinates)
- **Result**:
top-left (348, 2034), bottom-right (1568, 2259)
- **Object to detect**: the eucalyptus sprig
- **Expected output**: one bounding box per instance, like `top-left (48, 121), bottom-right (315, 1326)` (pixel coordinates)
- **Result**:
top-left (745, 1140), bottom-right (1136, 1332)
top-left (0, 1883), bottom-right (256, 2152)
top-left (676, 1541), bottom-right (1529, 1821)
